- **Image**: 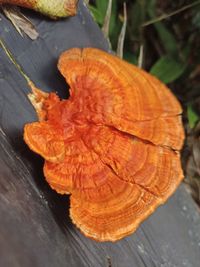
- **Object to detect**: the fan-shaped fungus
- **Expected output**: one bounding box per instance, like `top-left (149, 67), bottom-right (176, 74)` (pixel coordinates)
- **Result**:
top-left (24, 48), bottom-right (184, 242)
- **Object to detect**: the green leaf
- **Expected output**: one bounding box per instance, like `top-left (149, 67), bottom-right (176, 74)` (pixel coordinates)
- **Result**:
top-left (88, 5), bottom-right (104, 25)
top-left (96, 0), bottom-right (108, 15)
top-left (129, 1), bottom-right (146, 39)
top-left (109, 0), bottom-right (117, 35)
top-left (109, 1), bottom-right (122, 48)
top-left (150, 55), bottom-right (186, 83)
top-left (154, 24), bottom-right (178, 55)
top-left (89, 0), bottom-right (121, 48)
top-left (187, 104), bottom-right (199, 129)
top-left (147, 0), bottom-right (178, 55)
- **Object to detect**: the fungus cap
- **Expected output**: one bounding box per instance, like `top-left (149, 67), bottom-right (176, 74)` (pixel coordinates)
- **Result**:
top-left (24, 48), bottom-right (184, 241)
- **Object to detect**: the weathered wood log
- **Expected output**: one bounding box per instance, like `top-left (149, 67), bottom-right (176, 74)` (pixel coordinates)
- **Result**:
top-left (0, 1), bottom-right (200, 266)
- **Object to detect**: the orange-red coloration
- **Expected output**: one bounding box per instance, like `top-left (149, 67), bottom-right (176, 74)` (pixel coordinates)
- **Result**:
top-left (24, 48), bottom-right (184, 242)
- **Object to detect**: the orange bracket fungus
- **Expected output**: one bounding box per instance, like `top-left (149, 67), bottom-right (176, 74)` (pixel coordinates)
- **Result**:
top-left (24, 48), bottom-right (185, 242)
top-left (0, 0), bottom-right (78, 18)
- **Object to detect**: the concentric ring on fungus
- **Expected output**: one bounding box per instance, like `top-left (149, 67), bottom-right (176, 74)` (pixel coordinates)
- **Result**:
top-left (24, 48), bottom-right (184, 242)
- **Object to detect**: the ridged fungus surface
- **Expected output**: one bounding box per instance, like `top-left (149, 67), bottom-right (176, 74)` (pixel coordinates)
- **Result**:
top-left (24, 48), bottom-right (185, 242)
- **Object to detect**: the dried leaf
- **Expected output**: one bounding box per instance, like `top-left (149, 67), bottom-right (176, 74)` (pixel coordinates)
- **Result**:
top-left (138, 45), bottom-right (144, 68)
top-left (2, 5), bottom-right (39, 40)
top-left (0, 0), bottom-right (78, 18)
top-left (185, 177), bottom-right (200, 206)
top-left (192, 122), bottom-right (200, 175)
top-left (193, 138), bottom-right (200, 175)
top-left (150, 55), bottom-right (186, 84)
top-left (185, 121), bottom-right (200, 205)
top-left (102, 0), bottom-right (112, 39)
top-left (116, 2), bottom-right (127, 59)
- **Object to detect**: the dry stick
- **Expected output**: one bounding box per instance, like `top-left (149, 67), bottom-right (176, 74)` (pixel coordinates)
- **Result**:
top-left (102, 0), bottom-right (112, 39)
top-left (0, 38), bottom-right (48, 119)
top-left (138, 45), bottom-right (144, 69)
top-left (142, 0), bottom-right (200, 27)
top-left (116, 2), bottom-right (127, 59)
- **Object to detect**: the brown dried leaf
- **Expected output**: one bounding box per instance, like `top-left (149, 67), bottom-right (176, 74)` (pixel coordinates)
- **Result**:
top-left (2, 5), bottom-right (39, 40)
top-left (193, 137), bottom-right (200, 176)
top-left (185, 121), bottom-right (200, 205)
top-left (185, 178), bottom-right (200, 206)
top-left (102, 0), bottom-right (112, 40)
top-left (116, 2), bottom-right (127, 59)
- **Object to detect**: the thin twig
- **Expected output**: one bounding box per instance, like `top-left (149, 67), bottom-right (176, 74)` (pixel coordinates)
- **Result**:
top-left (138, 44), bottom-right (144, 68)
top-left (117, 2), bottom-right (127, 58)
top-left (0, 38), bottom-right (31, 84)
top-left (142, 0), bottom-right (200, 27)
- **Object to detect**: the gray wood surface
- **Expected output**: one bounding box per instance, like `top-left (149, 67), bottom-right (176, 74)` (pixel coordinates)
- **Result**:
top-left (0, 1), bottom-right (200, 266)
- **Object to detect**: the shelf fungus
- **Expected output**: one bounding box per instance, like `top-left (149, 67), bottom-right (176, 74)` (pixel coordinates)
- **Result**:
top-left (24, 48), bottom-right (184, 242)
